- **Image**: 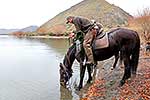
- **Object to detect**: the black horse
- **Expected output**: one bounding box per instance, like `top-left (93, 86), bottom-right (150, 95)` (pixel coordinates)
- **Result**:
top-left (59, 28), bottom-right (140, 90)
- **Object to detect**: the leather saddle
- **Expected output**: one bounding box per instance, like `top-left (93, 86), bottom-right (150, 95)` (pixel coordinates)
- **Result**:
top-left (92, 32), bottom-right (109, 50)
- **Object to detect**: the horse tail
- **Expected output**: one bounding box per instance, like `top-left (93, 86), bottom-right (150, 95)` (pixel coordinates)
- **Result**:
top-left (130, 31), bottom-right (140, 74)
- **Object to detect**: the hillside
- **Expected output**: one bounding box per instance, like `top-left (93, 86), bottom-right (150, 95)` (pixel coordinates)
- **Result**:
top-left (37, 0), bottom-right (132, 35)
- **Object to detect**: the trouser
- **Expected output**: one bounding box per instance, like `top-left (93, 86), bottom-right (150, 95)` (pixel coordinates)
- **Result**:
top-left (83, 30), bottom-right (94, 64)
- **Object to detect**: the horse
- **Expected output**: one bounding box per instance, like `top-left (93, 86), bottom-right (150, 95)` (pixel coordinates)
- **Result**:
top-left (59, 28), bottom-right (140, 90)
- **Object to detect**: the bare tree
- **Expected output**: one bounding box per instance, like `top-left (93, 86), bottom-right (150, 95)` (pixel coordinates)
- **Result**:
top-left (136, 8), bottom-right (150, 41)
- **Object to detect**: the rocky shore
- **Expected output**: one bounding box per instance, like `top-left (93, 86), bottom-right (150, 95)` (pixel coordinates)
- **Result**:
top-left (81, 50), bottom-right (150, 100)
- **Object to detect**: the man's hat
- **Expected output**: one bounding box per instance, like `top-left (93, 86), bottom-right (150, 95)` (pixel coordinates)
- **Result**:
top-left (66, 16), bottom-right (74, 24)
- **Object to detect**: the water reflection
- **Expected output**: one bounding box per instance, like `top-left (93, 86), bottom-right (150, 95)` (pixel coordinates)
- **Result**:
top-left (36, 38), bottom-right (70, 55)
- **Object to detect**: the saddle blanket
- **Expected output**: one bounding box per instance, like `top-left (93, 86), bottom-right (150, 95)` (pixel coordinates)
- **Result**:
top-left (94, 33), bottom-right (109, 49)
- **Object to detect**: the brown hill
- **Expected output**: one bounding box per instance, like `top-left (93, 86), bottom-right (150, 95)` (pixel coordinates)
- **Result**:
top-left (37, 0), bottom-right (132, 35)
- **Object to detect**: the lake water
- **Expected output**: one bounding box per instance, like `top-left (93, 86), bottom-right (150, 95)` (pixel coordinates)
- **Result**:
top-left (0, 35), bottom-right (89, 100)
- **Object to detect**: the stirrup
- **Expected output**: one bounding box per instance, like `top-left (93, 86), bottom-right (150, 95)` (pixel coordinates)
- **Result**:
top-left (85, 62), bottom-right (94, 66)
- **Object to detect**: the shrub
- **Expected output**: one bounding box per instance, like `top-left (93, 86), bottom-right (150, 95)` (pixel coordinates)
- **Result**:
top-left (136, 8), bottom-right (150, 41)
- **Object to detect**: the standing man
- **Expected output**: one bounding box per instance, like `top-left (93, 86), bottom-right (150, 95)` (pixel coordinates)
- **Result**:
top-left (66, 16), bottom-right (103, 65)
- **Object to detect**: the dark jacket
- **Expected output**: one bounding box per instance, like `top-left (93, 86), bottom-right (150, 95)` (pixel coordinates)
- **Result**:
top-left (72, 17), bottom-right (91, 33)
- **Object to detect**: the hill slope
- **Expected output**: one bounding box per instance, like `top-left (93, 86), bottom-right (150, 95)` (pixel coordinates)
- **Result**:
top-left (37, 0), bottom-right (132, 35)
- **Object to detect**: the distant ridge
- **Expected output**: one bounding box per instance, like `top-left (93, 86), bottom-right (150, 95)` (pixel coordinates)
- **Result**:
top-left (0, 25), bottom-right (38, 35)
top-left (19, 25), bottom-right (38, 32)
top-left (0, 29), bottom-right (19, 35)
top-left (37, 0), bottom-right (132, 35)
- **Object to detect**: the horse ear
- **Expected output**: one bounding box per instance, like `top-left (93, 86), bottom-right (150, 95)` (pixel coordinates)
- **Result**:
top-left (59, 63), bottom-right (63, 69)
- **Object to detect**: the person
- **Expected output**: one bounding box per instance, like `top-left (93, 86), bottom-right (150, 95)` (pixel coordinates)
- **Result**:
top-left (66, 16), bottom-right (103, 65)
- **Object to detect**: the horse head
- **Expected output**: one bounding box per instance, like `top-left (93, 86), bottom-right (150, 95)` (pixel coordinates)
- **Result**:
top-left (59, 63), bottom-right (72, 87)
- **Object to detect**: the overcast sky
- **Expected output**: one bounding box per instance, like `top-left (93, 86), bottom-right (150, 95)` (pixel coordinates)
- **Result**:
top-left (0, 0), bottom-right (149, 29)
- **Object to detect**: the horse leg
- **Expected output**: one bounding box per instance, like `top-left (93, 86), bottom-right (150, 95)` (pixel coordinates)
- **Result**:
top-left (129, 58), bottom-right (136, 79)
top-left (111, 53), bottom-right (119, 70)
top-left (119, 50), bottom-right (124, 68)
top-left (78, 63), bottom-right (86, 90)
top-left (130, 50), bottom-right (140, 78)
top-left (87, 64), bottom-right (92, 83)
top-left (120, 55), bottom-right (131, 86)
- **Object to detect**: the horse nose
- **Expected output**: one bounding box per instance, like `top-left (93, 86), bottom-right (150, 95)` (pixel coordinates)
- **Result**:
top-left (60, 82), bottom-right (66, 87)
top-left (60, 82), bottom-right (63, 86)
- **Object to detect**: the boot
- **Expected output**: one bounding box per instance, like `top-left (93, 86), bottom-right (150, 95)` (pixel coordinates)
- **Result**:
top-left (85, 47), bottom-right (94, 65)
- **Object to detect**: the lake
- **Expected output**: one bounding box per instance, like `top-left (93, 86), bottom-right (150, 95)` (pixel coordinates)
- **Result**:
top-left (0, 35), bottom-right (91, 100)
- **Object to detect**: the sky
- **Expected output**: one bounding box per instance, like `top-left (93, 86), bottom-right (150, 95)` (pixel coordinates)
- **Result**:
top-left (0, 0), bottom-right (149, 29)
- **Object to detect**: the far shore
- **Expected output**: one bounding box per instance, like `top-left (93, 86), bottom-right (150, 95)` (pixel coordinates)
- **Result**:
top-left (23, 35), bottom-right (69, 39)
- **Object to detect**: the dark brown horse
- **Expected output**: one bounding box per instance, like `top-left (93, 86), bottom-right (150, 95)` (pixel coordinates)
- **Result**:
top-left (59, 28), bottom-right (140, 90)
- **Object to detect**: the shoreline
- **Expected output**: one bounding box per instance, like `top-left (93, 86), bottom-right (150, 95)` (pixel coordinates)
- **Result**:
top-left (23, 35), bottom-right (69, 39)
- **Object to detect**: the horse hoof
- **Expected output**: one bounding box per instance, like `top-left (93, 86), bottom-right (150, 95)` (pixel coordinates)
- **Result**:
top-left (87, 80), bottom-right (91, 84)
top-left (76, 86), bottom-right (82, 91)
top-left (132, 74), bottom-right (136, 78)
top-left (76, 87), bottom-right (81, 91)
top-left (119, 80), bottom-right (125, 87)
top-left (87, 78), bottom-right (92, 84)
top-left (111, 67), bottom-right (114, 70)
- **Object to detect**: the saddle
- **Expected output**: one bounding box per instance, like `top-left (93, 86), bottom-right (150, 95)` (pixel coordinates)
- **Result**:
top-left (74, 31), bottom-right (109, 55)
top-left (93, 32), bottom-right (109, 49)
